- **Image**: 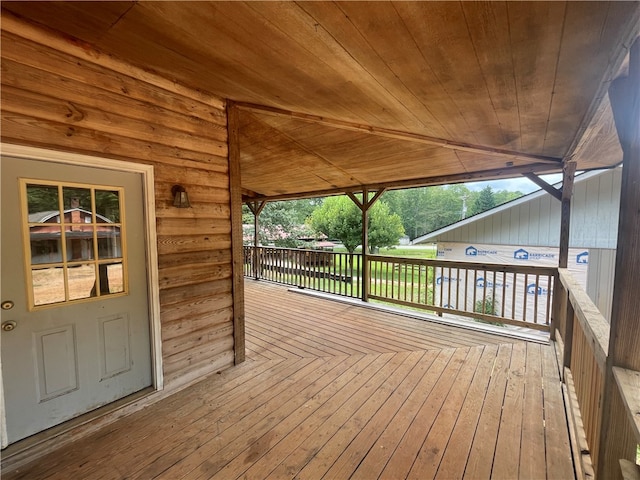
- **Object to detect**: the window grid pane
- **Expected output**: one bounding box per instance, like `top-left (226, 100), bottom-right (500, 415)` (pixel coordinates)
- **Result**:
top-left (23, 180), bottom-right (127, 308)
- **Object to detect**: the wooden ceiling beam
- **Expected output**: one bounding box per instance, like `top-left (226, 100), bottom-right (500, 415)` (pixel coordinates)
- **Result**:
top-left (236, 102), bottom-right (563, 165)
top-left (246, 200), bottom-right (267, 216)
top-left (242, 162), bottom-right (560, 202)
top-left (522, 172), bottom-right (562, 201)
top-left (346, 188), bottom-right (387, 212)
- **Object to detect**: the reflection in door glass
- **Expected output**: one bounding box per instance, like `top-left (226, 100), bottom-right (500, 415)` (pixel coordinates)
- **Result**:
top-left (30, 227), bottom-right (63, 265)
top-left (97, 227), bottom-right (122, 259)
top-left (32, 268), bottom-right (65, 306)
top-left (63, 187), bottom-right (92, 223)
top-left (106, 262), bottom-right (124, 294)
top-left (68, 264), bottom-right (96, 301)
top-left (27, 184), bottom-right (60, 215)
top-left (65, 225), bottom-right (95, 262)
top-left (95, 190), bottom-right (120, 223)
top-left (23, 180), bottom-right (127, 307)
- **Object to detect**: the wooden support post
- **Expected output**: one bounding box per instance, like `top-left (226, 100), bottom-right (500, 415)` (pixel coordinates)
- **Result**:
top-left (347, 188), bottom-right (386, 302)
top-left (597, 37), bottom-right (640, 480)
top-left (551, 161), bottom-right (576, 341)
top-left (227, 102), bottom-right (245, 365)
top-left (247, 200), bottom-right (266, 280)
top-left (254, 205), bottom-right (260, 279)
top-left (362, 188), bottom-right (370, 302)
top-left (559, 161), bottom-right (576, 270)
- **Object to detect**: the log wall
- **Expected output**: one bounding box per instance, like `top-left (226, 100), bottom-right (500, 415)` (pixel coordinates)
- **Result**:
top-left (1, 15), bottom-right (237, 389)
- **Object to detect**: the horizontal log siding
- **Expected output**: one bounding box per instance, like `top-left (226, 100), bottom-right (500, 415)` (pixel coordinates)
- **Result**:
top-left (1, 23), bottom-right (235, 389)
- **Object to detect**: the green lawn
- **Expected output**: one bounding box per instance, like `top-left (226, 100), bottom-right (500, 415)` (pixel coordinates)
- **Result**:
top-left (332, 245), bottom-right (437, 259)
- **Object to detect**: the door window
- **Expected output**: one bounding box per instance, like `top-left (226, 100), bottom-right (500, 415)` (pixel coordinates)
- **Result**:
top-left (22, 180), bottom-right (127, 308)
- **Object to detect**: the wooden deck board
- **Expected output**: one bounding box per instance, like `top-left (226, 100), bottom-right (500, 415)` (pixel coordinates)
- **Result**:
top-left (2, 281), bottom-right (574, 479)
top-left (492, 341), bottom-right (527, 479)
top-left (542, 343), bottom-right (576, 480)
top-left (520, 343), bottom-right (547, 480)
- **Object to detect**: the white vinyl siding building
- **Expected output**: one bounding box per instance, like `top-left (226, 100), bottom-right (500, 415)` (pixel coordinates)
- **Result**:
top-left (412, 168), bottom-right (622, 320)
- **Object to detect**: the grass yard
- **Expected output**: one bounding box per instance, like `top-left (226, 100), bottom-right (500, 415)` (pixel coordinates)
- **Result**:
top-left (333, 244), bottom-right (437, 259)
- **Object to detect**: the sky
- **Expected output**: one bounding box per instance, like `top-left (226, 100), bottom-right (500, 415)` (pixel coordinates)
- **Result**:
top-left (464, 173), bottom-right (564, 194)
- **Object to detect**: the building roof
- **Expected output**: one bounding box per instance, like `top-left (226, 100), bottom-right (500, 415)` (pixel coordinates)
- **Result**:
top-left (28, 208), bottom-right (114, 224)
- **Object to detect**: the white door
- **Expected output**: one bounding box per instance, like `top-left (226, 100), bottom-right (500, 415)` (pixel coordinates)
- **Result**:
top-left (1, 156), bottom-right (152, 444)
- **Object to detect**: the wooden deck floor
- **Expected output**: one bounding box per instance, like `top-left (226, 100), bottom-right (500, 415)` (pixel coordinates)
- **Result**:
top-left (4, 281), bottom-right (574, 479)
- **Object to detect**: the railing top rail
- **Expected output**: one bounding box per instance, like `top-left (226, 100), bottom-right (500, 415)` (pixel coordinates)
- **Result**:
top-left (251, 245), bottom-right (362, 255)
top-left (369, 254), bottom-right (558, 275)
top-left (558, 268), bottom-right (609, 370)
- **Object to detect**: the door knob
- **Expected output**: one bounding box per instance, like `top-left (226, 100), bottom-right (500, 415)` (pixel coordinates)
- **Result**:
top-left (2, 321), bottom-right (17, 332)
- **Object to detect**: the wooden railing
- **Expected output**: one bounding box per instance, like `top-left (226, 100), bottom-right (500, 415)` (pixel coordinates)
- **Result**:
top-left (243, 246), bottom-right (362, 298)
top-left (368, 255), bottom-right (556, 331)
top-left (244, 246), bottom-right (555, 331)
top-left (555, 268), bottom-right (640, 479)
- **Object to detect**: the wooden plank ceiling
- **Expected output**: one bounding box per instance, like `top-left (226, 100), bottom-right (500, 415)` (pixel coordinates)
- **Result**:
top-left (3, 1), bottom-right (638, 200)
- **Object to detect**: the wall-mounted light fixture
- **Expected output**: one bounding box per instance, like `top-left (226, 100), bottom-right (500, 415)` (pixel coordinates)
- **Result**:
top-left (171, 185), bottom-right (191, 208)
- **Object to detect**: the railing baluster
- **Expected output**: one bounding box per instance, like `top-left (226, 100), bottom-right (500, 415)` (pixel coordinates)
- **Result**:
top-left (331, 252), bottom-right (336, 294)
top-left (351, 253), bottom-right (355, 297)
top-left (472, 269), bottom-right (477, 313)
top-left (492, 270), bottom-right (497, 317)
top-left (501, 271), bottom-right (507, 318)
top-left (384, 261), bottom-right (388, 299)
top-left (534, 274), bottom-right (540, 323)
top-left (391, 262), bottom-right (396, 299)
top-left (523, 273), bottom-right (529, 323)
top-left (417, 264), bottom-right (422, 304)
top-left (464, 268), bottom-right (469, 311)
top-left (338, 251), bottom-right (342, 295)
top-left (481, 269), bottom-right (487, 315)
top-left (447, 266), bottom-right (452, 309)
top-left (410, 263), bottom-right (415, 303)
top-left (512, 272), bottom-right (517, 320)
top-left (404, 262), bottom-right (409, 302)
top-left (455, 267), bottom-right (460, 310)
top-left (431, 265), bottom-right (436, 308)
top-left (546, 274), bottom-right (552, 325)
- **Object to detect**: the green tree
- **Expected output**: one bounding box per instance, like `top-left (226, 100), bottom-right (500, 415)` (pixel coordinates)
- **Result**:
top-left (385, 185), bottom-right (471, 238)
top-left (309, 196), bottom-right (404, 253)
top-left (243, 199), bottom-right (319, 247)
top-left (470, 186), bottom-right (497, 215)
top-left (494, 190), bottom-right (522, 206)
top-left (383, 188), bottom-right (432, 239)
top-left (384, 183), bottom-right (526, 238)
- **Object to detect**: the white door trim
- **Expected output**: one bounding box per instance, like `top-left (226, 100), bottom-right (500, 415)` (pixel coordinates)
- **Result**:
top-left (0, 143), bottom-right (163, 449)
